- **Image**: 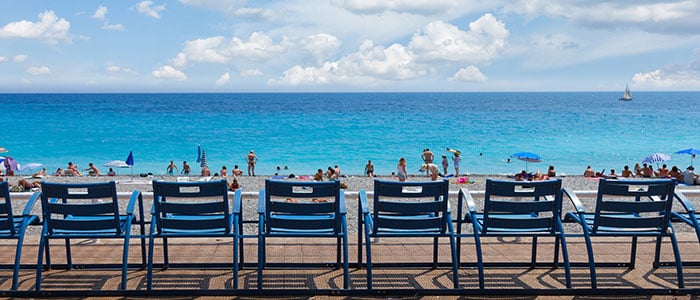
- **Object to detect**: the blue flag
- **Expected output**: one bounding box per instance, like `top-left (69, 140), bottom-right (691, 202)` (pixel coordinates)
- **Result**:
top-left (126, 151), bottom-right (134, 166)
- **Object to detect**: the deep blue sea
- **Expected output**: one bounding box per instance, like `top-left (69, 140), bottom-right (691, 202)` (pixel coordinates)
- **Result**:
top-left (1, 92), bottom-right (699, 176)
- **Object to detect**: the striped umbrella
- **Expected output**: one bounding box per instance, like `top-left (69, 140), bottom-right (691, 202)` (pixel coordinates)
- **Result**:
top-left (642, 153), bottom-right (671, 168)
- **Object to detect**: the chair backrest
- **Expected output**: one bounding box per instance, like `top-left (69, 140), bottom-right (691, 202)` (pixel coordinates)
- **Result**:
top-left (40, 181), bottom-right (121, 234)
top-left (0, 181), bottom-right (16, 235)
top-left (592, 178), bottom-right (675, 233)
top-left (263, 180), bottom-right (342, 234)
top-left (372, 179), bottom-right (450, 234)
top-left (482, 179), bottom-right (563, 233)
top-left (152, 180), bottom-right (230, 234)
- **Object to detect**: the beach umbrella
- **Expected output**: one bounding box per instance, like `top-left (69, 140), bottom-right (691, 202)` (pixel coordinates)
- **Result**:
top-left (3, 156), bottom-right (18, 172)
top-left (642, 153), bottom-right (671, 168)
top-left (18, 162), bottom-right (43, 174)
top-left (104, 160), bottom-right (129, 168)
top-left (511, 152), bottom-right (542, 171)
top-left (125, 151), bottom-right (134, 175)
top-left (200, 149), bottom-right (208, 168)
top-left (0, 147), bottom-right (7, 153)
top-left (196, 144), bottom-right (202, 163)
top-left (675, 148), bottom-right (700, 166)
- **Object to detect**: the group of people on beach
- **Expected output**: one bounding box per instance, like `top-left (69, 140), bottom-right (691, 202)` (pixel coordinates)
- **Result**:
top-left (581, 163), bottom-right (700, 185)
top-left (52, 162), bottom-right (118, 177)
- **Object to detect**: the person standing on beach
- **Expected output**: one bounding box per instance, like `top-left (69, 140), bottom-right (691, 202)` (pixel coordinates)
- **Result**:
top-left (397, 157), bottom-right (407, 182)
top-left (167, 160), bottom-right (179, 174)
top-left (365, 160), bottom-right (375, 177)
top-left (452, 152), bottom-right (461, 177)
top-left (334, 165), bottom-right (342, 178)
top-left (220, 166), bottom-right (227, 177)
top-left (421, 149), bottom-right (434, 176)
top-left (441, 155), bottom-right (449, 175)
top-left (182, 161), bottom-right (191, 175)
top-left (247, 150), bottom-right (258, 176)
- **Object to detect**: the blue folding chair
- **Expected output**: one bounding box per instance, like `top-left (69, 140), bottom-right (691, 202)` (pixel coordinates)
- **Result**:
top-left (257, 180), bottom-right (349, 289)
top-left (37, 181), bottom-right (145, 290)
top-left (666, 190), bottom-right (700, 266)
top-left (0, 181), bottom-right (40, 290)
top-left (358, 179), bottom-right (458, 289)
top-left (148, 180), bottom-right (241, 290)
top-left (564, 178), bottom-right (684, 288)
top-left (458, 179), bottom-right (571, 289)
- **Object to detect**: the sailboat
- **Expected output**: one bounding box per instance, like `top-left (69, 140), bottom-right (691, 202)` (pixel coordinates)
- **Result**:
top-left (619, 84), bottom-right (632, 101)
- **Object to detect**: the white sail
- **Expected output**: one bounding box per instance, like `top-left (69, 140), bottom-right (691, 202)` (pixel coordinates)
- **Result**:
top-left (619, 84), bottom-right (632, 101)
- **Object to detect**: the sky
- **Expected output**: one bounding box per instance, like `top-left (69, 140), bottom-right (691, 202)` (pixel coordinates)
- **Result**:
top-left (0, 0), bottom-right (699, 92)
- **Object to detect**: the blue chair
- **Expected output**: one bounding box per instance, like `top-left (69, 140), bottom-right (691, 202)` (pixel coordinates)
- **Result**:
top-left (0, 181), bottom-right (40, 290)
top-left (36, 181), bottom-right (145, 290)
top-left (564, 178), bottom-right (684, 288)
top-left (668, 190), bottom-right (700, 266)
top-left (257, 180), bottom-right (349, 289)
top-left (458, 179), bottom-right (571, 289)
top-left (358, 179), bottom-right (458, 289)
top-left (148, 180), bottom-right (241, 290)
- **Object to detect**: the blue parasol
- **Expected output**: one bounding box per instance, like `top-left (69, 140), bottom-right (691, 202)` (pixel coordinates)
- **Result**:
top-left (196, 144), bottom-right (201, 163)
top-left (511, 152), bottom-right (542, 171)
top-left (125, 151), bottom-right (134, 175)
top-left (675, 148), bottom-right (700, 166)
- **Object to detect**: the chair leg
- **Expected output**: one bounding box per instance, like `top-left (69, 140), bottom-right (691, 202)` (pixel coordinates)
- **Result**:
top-left (36, 234), bottom-right (47, 291)
top-left (121, 236), bottom-right (130, 290)
top-left (669, 232), bottom-right (685, 288)
top-left (336, 236), bottom-right (341, 268)
top-left (553, 236), bottom-right (560, 268)
top-left (13, 229), bottom-right (28, 290)
top-left (531, 236), bottom-right (538, 268)
top-left (163, 237), bottom-right (169, 268)
top-left (630, 236), bottom-right (638, 268)
top-left (357, 213), bottom-right (363, 269)
top-left (433, 237), bottom-right (439, 268)
top-left (473, 233), bottom-right (485, 289)
top-left (364, 227), bottom-right (373, 289)
top-left (653, 236), bottom-right (663, 268)
top-left (558, 229), bottom-right (572, 289)
top-left (449, 234), bottom-right (459, 289)
top-left (342, 234), bottom-right (350, 289)
top-left (233, 235), bottom-right (239, 289)
top-left (147, 234), bottom-right (155, 290)
top-left (64, 238), bottom-right (72, 269)
top-left (582, 232), bottom-right (597, 289)
top-left (257, 235), bottom-right (264, 290)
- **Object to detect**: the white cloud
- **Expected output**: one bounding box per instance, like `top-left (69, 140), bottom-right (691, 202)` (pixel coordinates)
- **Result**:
top-left (0, 10), bottom-right (71, 44)
top-left (301, 33), bottom-right (341, 64)
top-left (272, 40), bottom-right (425, 86)
top-left (102, 22), bottom-right (125, 31)
top-left (216, 72), bottom-right (231, 85)
top-left (27, 66), bottom-right (51, 76)
top-left (632, 50), bottom-right (700, 89)
top-left (234, 7), bottom-right (276, 20)
top-left (13, 54), bottom-right (28, 62)
top-left (172, 32), bottom-right (285, 67)
top-left (106, 65), bottom-right (138, 75)
top-left (134, 1), bottom-right (167, 19)
top-left (152, 65), bottom-right (186, 80)
top-left (180, 0), bottom-right (245, 13)
top-left (333, 0), bottom-right (458, 15)
top-left (92, 5), bottom-right (108, 20)
top-left (0, 56), bottom-right (6, 63)
top-left (408, 14), bottom-right (508, 63)
top-left (451, 65), bottom-right (487, 82)
top-left (240, 69), bottom-right (263, 77)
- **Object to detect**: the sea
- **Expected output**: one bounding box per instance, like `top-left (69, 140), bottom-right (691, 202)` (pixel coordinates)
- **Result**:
top-left (1, 92), bottom-right (698, 177)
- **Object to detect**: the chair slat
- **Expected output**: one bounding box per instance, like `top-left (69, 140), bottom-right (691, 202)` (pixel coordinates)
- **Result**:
top-left (269, 201), bottom-right (334, 214)
top-left (161, 217), bottom-right (227, 231)
top-left (377, 200), bottom-right (440, 215)
top-left (376, 215), bottom-right (441, 230)
top-left (596, 215), bottom-right (665, 230)
top-left (487, 200), bottom-right (554, 214)
top-left (48, 202), bottom-right (116, 216)
top-left (600, 200), bottom-right (668, 214)
top-left (50, 218), bottom-right (118, 231)
top-left (159, 201), bottom-right (225, 215)
top-left (270, 216), bottom-right (335, 230)
top-left (485, 216), bottom-right (553, 231)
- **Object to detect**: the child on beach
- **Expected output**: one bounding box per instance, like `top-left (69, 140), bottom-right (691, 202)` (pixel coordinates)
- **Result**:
top-left (441, 155), bottom-right (448, 175)
top-left (397, 157), bottom-right (407, 182)
top-left (452, 153), bottom-right (461, 177)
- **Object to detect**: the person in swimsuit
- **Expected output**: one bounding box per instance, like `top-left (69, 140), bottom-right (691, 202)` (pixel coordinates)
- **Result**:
top-left (365, 160), bottom-right (374, 177)
top-left (167, 160), bottom-right (179, 174)
top-left (397, 157), bottom-right (407, 182)
top-left (247, 150), bottom-right (258, 176)
top-left (182, 161), bottom-right (191, 175)
top-left (441, 155), bottom-right (449, 175)
top-left (421, 148), bottom-right (434, 177)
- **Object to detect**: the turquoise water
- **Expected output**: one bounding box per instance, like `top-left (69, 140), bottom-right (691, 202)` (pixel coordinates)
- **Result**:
top-left (1, 92), bottom-right (699, 176)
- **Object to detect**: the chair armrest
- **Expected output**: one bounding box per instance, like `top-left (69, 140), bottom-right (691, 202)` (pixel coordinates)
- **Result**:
top-left (563, 188), bottom-right (586, 213)
top-left (257, 189), bottom-right (266, 214)
top-left (22, 191), bottom-right (41, 216)
top-left (674, 190), bottom-right (695, 213)
top-left (459, 188), bottom-right (477, 213)
top-left (126, 190), bottom-right (141, 215)
top-left (338, 191), bottom-right (346, 214)
top-left (151, 196), bottom-right (159, 215)
top-left (232, 189), bottom-right (242, 214)
top-left (358, 190), bottom-right (369, 214)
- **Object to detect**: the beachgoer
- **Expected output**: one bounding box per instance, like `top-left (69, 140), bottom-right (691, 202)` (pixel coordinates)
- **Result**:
top-left (515, 170), bottom-right (531, 181)
top-left (621, 165), bottom-right (633, 178)
top-left (18, 179), bottom-right (40, 191)
top-left (325, 167), bottom-right (334, 180)
top-left (683, 166), bottom-right (699, 185)
top-left (634, 163), bottom-right (642, 176)
top-left (441, 155), bottom-right (449, 175)
top-left (534, 169), bottom-right (549, 181)
top-left (365, 160), bottom-right (374, 177)
top-left (641, 163), bottom-right (653, 178)
top-left (583, 166), bottom-right (595, 177)
top-left (33, 168), bottom-right (47, 178)
top-left (656, 164), bottom-right (669, 177)
top-left (201, 166), bottom-right (211, 176)
top-left (232, 165), bottom-right (243, 176)
top-left (420, 163), bottom-right (440, 181)
top-left (107, 168), bottom-right (116, 176)
top-left (607, 169), bottom-right (618, 179)
top-left (247, 150), bottom-right (258, 176)
top-left (67, 162), bottom-right (81, 176)
top-left (452, 152), bottom-right (461, 177)
top-left (85, 162), bottom-right (100, 176)
top-left (54, 168), bottom-right (63, 176)
top-left (334, 165), bottom-right (341, 178)
top-left (314, 169), bottom-right (324, 181)
top-left (669, 166), bottom-right (683, 182)
top-left (421, 148), bottom-right (434, 176)
top-left (182, 161), bottom-right (191, 175)
top-left (397, 157), bottom-right (407, 182)
top-left (547, 165), bottom-right (556, 177)
top-left (167, 160), bottom-right (179, 174)
top-left (220, 166), bottom-right (227, 177)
